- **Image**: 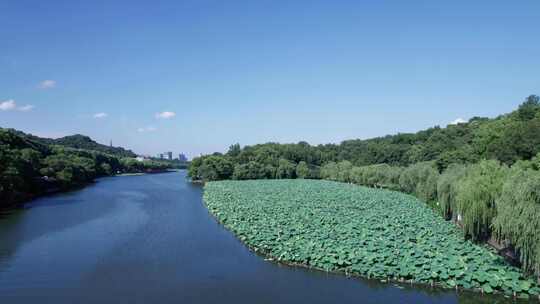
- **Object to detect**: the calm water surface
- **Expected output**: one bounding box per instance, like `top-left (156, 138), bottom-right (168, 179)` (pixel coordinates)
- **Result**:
top-left (0, 171), bottom-right (524, 303)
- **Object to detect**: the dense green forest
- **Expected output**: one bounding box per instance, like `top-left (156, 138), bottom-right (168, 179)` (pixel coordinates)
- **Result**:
top-left (189, 95), bottom-right (540, 280)
top-left (7, 130), bottom-right (138, 158)
top-left (190, 95), bottom-right (540, 182)
top-left (0, 128), bottom-right (172, 208)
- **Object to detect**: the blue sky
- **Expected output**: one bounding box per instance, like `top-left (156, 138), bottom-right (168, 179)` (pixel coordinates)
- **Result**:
top-left (1, 1), bottom-right (539, 158)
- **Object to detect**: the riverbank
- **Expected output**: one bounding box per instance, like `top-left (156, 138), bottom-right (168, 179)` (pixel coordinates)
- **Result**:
top-left (115, 168), bottom-right (177, 176)
top-left (203, 179), bottom-right (540, 300)
top-left (1, 169), bottom-right (178, 211)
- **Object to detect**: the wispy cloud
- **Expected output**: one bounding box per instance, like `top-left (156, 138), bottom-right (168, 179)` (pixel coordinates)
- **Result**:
top-left (93, 112), bottom-right (108, 119)
top-left (137, 126), bottom-right (157, 133)
top-left (0, 99), bottom-right (34, 112)
top-left (155, 111), bottom-right (176, 119)
top-left (18, 105), bottom-right (35, 112)
top-left (38, 80), bottom-right (56, 89)
top-left (449, 118), bottom-right (467, 125)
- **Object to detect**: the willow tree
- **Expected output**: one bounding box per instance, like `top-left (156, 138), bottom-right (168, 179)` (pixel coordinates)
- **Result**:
top-left (320, 162), bottom-right (338, 181)
top-left (295, 161), bottom-right (310, 179)
top-left (275, 158), bottom-right (296, 179)
top-left (455, 160), bottom-right (507, 241)
top-left (493, 168), bottom-right (540, 277)
top-left (437, 164), bottom-right (467, 220)
top-left (349, 166), bottom-right (366, 185)
top-left (336, 160), bottom-right (353, 183)
top-left (398, 162), bottom-right (439, 202)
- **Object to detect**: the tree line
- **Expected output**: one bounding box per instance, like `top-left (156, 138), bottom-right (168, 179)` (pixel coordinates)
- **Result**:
top-left (188, 95), bottom-right (540, 278)
top-left (0, 128), bottom-right (172, 208)
top-left (189, 95), bottom-right (540, 181)
top-left (7, 131), bottom-right (138, 158)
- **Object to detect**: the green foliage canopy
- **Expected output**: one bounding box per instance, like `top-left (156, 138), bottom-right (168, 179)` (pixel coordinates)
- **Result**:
top-left (455, 160), bottom-right (508, 241)
top-left (0, 128), bottom-right (171, 208)
top-left (494, 168), bottom-right (540, 276)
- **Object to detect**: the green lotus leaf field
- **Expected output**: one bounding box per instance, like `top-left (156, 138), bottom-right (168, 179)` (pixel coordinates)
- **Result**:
top-left (203, 179), bottom-right (540, 298)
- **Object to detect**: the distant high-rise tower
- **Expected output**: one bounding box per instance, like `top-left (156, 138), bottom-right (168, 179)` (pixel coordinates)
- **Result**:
top-left (166, 151), bottom-right (173, 160)
top-left (178, 153), bottom-right (188, 162)
top-left (110, 140), bottom-right (113, 147)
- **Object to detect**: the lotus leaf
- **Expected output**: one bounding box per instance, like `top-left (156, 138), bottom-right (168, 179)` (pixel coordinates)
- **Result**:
top-left (204, 179), bottom-right (540, 297)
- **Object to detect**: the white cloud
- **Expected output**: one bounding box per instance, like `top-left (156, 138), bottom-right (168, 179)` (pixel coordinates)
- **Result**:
top-left (0, 99), bottom-right (16, 111)
top-left (0, 99), bottom-right (34, 112)
top-left (38, 80), bottom-right (56, 89)
top-left (449, 118), bottom-right (467, 125)
top-left (155, 111), bottom-right (176, 119)
top-left (18, 105), bottom-right (35, 112)
top-left (93, 112), bottom-right (108, 119)
top-left (137, 126), bottom-right (157, 133)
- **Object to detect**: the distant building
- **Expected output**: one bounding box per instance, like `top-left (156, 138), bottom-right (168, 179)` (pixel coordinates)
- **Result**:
top-left (178, 153), bottom-right (188, 162)
top-left (157, 152), bottom-right (173, 160)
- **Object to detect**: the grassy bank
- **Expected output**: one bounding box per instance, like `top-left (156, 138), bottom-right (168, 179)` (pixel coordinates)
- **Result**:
top-left (203, 179), bottom-right (539, 299)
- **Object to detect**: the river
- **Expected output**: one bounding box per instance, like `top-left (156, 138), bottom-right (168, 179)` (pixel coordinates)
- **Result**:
top-left (0, 171), bottom-right (517, 303)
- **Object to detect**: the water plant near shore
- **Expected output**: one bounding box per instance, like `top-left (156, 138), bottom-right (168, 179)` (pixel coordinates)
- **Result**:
top-left (204, 179), bottom-right (540, 299)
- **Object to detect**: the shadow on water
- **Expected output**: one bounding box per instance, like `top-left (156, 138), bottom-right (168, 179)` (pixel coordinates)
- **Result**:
top-left (0, 171), bottom-right (534, 304)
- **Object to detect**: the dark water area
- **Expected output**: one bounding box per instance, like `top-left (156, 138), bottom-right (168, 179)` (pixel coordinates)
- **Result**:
top-left (0, 171), bottom-right (528, 303)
